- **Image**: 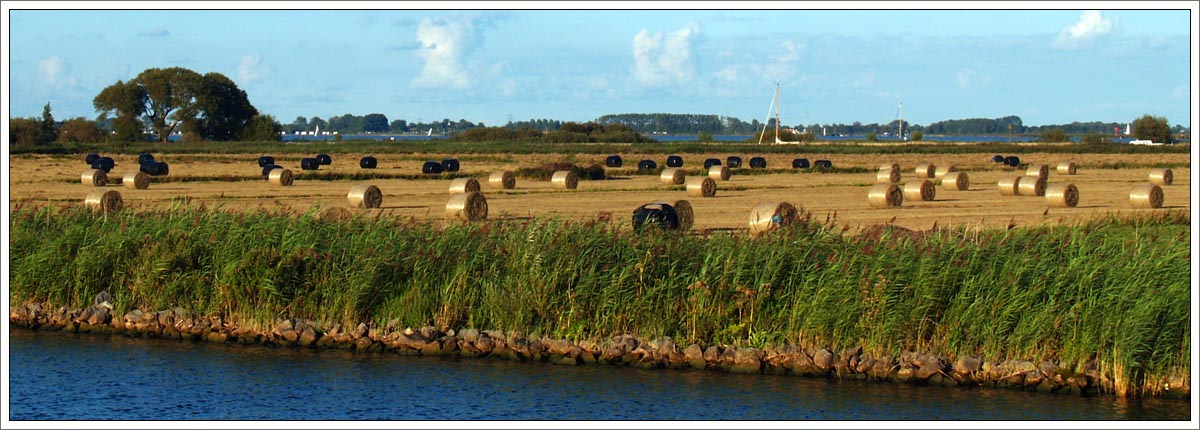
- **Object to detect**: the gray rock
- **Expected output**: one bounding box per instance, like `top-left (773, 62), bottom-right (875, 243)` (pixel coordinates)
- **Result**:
top-left (461, 328), bottom-right (480, 343)
top-left (954, 356), bottom-right (982, 375)
top-left (684, 344), bottom-right (706, 369)
top-left (813, 348), bottom-right (834, 372)
top-left (86, 306), bottom-right (110, 326)
top-left (731, 347), bottom-right (763, 374)
top-left (298, 325), bottom-right (319, 347)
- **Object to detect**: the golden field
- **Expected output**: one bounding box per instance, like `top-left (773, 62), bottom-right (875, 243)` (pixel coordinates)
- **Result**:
top-left (8, 151), bottom-right (1190, 232)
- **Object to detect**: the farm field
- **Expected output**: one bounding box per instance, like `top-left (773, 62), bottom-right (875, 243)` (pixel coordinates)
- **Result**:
top-left (7, 150), bottom-right (1190, 232)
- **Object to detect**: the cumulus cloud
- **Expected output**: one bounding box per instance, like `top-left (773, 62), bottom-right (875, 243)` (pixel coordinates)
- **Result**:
top-left (412, 16), bottom-right (476, 89)
top-left (138, 27), bottom-right (169, 37)
top-left (237, 53), bottom-right (272, 83)
top-left (713, 39), bottom-right (800, 86)
top-left (38, 56), bottom-right (79, 87)
top-left (631, 23), bottom-right (700, 86)
top-left (1053, 10), bottom-right (1115, 49)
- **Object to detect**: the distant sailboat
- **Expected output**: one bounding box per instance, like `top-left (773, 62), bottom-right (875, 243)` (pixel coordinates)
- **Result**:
top-left (1124, 124), bottom-right (1131, 135)
top-left (427, 128), bottom-right (433, 137)
top-left (315, 125), bottom-right (320, 137)
top-left (758, 83), bottom-right (799, 145)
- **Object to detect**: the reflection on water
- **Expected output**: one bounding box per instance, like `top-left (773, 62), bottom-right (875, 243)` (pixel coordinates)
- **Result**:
top-left (6, 328), bottom-right (1191, 422)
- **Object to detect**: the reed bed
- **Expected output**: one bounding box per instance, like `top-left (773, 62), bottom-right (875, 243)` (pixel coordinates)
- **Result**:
top-left (7, 204), bottom-right (1190, 398)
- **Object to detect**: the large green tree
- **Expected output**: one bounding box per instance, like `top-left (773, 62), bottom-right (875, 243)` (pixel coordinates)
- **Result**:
top-left (184, 72), bottom-right (258, 141)
top-left (137, 67), bottom-right (204, 142)
top-left (38, 103), bottom-right (57, 145)
top-left (363, 113), bottom-right (389, 133)
top-left (95, 67), bottom-right (268, 142)
top-left (1132, 114), bottom-right (1172, 144)
top-left (93, 79), bottom-right (148, 142)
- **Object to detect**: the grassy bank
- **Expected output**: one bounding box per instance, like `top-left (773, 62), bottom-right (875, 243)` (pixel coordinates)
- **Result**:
top-left (8, 203), bottom-right (1190, 396)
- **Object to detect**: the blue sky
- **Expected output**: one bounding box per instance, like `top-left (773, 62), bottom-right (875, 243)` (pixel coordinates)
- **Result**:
top-left (4, 4), bottom-right (1196, 129)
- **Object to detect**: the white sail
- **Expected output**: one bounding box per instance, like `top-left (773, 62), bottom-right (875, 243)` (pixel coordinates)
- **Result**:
top-left (427, 128), bottom-right (433, 136)
top-left (1124, 124), bottom-right (1131, 135)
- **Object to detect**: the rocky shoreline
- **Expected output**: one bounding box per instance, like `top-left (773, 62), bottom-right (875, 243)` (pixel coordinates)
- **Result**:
top-left (9, 301), bottom-right (1191, 400)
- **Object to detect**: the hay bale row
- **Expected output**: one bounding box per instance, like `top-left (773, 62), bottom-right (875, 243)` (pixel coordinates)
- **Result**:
top-left (1026, 164), bottom-right (1049, 179)
top-left (867, 183), bottom-right (903, 208)
top-left (1045, 183), bottom-right (1079, 208)
top-left (748, 201), bottom-right (798, 236)
top-left (360, 156), bottom-right (378, 169)
top-left (605, 155), bottom-right (623, 168)
top-left (686, 177), bottom-right (716, 197)
top-left (91, 157), bottom-right (115, 173)
top-left (941, 172), bottom-right (969, 191)
top-left (446, 192), bottom-right (487, 221)
top-left (257, 156), bottom-right (275, 167)
top-left (997, 177), bottom-right (1020, 196)
top-left (749, 157), bottom-right (767, 169)
top-left (903, 180), bottom-right (935, 202)
top-left (708, 165), bottom-right (731, 181)
top-left (315, 154), bottom-right (332, 165)
top-left (637, 160), bottom-right (658, 171)
top-left (422, 161), bottom-right (444, 174)
top-left (489, 170), bottom-right (516, 189)
top-left (347, 184), bottom-right (382, 208)
top-left (1016, 176), bottom-right (1047, 197)
top-left (631, 202), bottom-right (680, 231)
top-left (552, 170), bottom-right (579, 189)
top-left (726, 156), bottom-right (743, 168)
top-left (301, 158), bottom-right (321, 170)
top-left (876, 163), bottom-right (900, 184)
top-left (934, 165), bottom-right (957, 179)
top-left (666, 155), bottom-right (684, 168)
top-left (84, 190), bottom-right (123, 213)
top-left (1130, 184), bottom-right (1164, 209)
top-left (792, 158), bottom-right (810, 169)
top-left (704, 158), bottom-right (722, 169)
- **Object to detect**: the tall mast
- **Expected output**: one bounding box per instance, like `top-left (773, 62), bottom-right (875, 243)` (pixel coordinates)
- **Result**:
top-left (775, 83), bottom-right (781, 143)
top-left (898, 102), bottom-right (903, 141)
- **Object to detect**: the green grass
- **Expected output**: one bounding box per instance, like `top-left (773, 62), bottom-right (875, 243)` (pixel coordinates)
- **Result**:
top-left (8, 203), bottom-right (1190, 396)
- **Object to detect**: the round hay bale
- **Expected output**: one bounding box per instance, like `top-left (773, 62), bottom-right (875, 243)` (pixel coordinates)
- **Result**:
top-left (708, 165), bottom-right (731, 181)
top-left (1026, 164), bottom-right (1049, 179)
top-left (1045, 183), bottom-right (1079, 208)
top-left (85, 153), bottom-right (101, 165)
top-left (748, 201), bottom-right (798, 236)
top-left (867, 183), bottom-right (903, 208)
top-left (446, 192), bottom-right (488, 221)
top-left (934, 165), bottom-right (957, 179)
top-left (442, 158), bottom-right (460, 173)
top-left (262, 164), bottom-right (282, 176)
top-left (422, 161), bottom-right (444, 174)
top-left (666, 155), bottom-right (683, 168)
top-left (1004, 156), bottom-right (1021, 167)
top-left (360, 156), bottom-right (378, 169)
top-left (1056, 161), bottom-right (1077, 175)
top-left (686, 176), bottom-right (717, 197)
top-left (448, 177), bottom-right (481, 194)
top-left (990, 154), bottom-right (1006, 164)
top-left (792, 158), bottom-right (810, 169)
top-left (1148, 168), bottom-right (1173, 186)
top-left (84, 189), bottom-right (123, 212)
top-left (138, 153), bottom-right (155, 165)
top-left (257, 156), bottom-right (275, 167)
top-left (122, 171), bottom-right (150, 190)
top-left (1130, 184), bottom-right (1164, 209)
top-left (605, 155), bottom-right (623, 168)
top-left (673, 200), bottom-right (693, 229)
top-left (703, 158), bottom-right (722, 169)
top-left (914, 163), bottom-right (936, 179)
top-left (997, 177), bottom-right (1020, 196)
top-left (91, 157), bottom-right (115, 173)
top-left (749, 157), bottom-right (768, 169)
top-left (1016, 175), bottom-right (1047, 197)
top-left (301, 158), bottom-right (321, 170)
top-left (942, 171), bottom-right (970, 191)
top-left (726, 156), bottom-right (743, 168)
top-left (269, 168), bottom-right (294, 186)
top-left (316, 153), bottom-right (332, 165)
top-left (876, 164), bottom-right (901, 183)
top-left (82, 169), bottom-right (108, 187)
top-left (637, 160), bottom-right (657, 172)
top-left (551, 170), bottom-right (579, 189)
top-left (814, 159), bottom-right (833, 169)
top-left (318, 206), bottom-right (353, 222)
top-left (631, 202), bottom-right (680, 231)
top-left (903, 180), bottom-right (935, 202)
top-left (347, 184), bottom-right (383, 208)
top-left (660, 168), bottom-right (685, 185)
top-left (488, 170), bottom-right (516, 189)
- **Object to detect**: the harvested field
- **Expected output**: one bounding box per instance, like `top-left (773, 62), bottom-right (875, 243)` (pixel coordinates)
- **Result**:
top-left (8, 150), bottom-right (1190, 232)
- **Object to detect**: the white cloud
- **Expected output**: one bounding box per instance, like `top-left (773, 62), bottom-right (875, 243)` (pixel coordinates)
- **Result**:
top-left (237, 53), bottom-right (272, 83)
top-left (412, 16), bottom-right (475, 89)
top-left (1171, 84), bottom-right (1188, 99)
top-left (955, 68), bottom-right (975, 89)
top-left (1053, 10), bottom-right (1115, 49)
top-left (38, 56), bottom-right (79, 87)
top-left (631, 23), bottom-right (700, 86)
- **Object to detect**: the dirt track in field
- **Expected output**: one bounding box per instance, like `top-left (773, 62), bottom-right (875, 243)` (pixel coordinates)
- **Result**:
top-left (9, 151), bottom-right (1190, 232)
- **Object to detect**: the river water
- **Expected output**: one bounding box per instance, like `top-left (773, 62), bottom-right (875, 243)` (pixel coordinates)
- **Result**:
top-left (6, 328), bottom-right (1192, 424)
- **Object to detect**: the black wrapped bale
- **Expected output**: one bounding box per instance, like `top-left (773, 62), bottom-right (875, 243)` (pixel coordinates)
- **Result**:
top-left (704, 158), bottom-right (722, 169)
top-left (258, 156), bottom-right (275, 167)
top-left (991, 154), bottom-right (1006, 164)
top-left (360, 156), bottom-right (378, 169)
top-left (632, 202), bottom-right (680, 231)
top-left (637, 160), bottom-right (657, 172)
top-left (666, 155), bottom-right (683, 168)
top-left (91, 157), bottom-right (115, 173)
top-left (140, 161), bottom-right (169, 176)
top-left (727, 156), bottom-right (743, 168)
top-left (814, 159), bottom-right (833, 169)
top-left (138, 153), bottom-right (155, 165)
top-left (422, 161), bottom-right (444, 174)
top-left (262, 164), bottom-right (282, 176)
top-left (749, 157), bottom-right (767, 169)
top-left (792, 158), bottom-right (810, 169)
top-left (605, 155), bottom-right (623, 168)
top-left (301, 158), bottom-right (321, 170)
top-left (1004, 156), bottom-right (1021, 167)
top-left (85, 153), bottom-right (101, 165)
top-left (442, 158), bottom-right (460, 173)
top-left (316, 154), bottom-right (332, 165)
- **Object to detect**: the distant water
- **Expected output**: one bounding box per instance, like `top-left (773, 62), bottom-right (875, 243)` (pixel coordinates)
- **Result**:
top-left (8, 328), bottom-right (1191, 422)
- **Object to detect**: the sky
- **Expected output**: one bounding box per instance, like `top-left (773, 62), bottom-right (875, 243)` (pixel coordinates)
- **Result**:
top-left (3, 2), bottom-right (1197, 130)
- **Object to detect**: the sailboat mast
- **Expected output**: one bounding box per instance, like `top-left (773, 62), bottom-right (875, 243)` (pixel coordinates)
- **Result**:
top-left (898, 102), bottom-right (903, 141)
top-left (775, 83), bottom-right (781, 142)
